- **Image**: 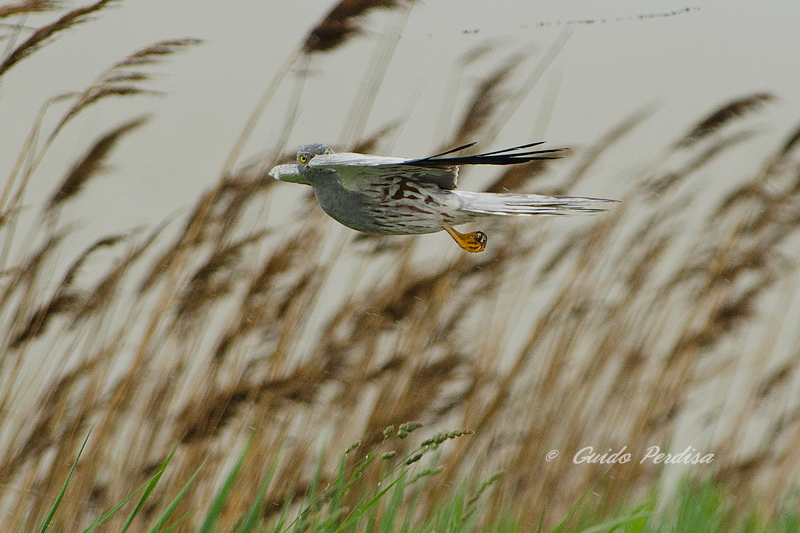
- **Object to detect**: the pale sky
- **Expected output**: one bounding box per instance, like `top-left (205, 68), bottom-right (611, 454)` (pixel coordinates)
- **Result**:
top-left (3, 0), bottom-right (800, 244)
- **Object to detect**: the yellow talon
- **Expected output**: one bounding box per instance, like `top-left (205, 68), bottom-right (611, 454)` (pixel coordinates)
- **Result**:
top-left (444, 226), bottom-right (487, 253)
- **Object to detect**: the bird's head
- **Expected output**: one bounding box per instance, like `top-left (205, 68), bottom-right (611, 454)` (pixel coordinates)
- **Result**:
top-left (297, 144), bottom-right (333, 171)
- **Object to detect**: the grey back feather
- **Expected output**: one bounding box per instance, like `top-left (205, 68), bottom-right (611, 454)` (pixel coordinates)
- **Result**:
top-left (308, 153), bottom-right (458, 191)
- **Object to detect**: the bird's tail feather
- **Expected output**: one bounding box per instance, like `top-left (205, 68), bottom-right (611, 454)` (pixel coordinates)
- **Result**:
top-left (453, 191), bottom-right (617, 216)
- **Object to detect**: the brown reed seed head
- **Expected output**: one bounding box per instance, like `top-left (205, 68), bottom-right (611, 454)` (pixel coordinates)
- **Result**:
top-left (302, 0), bottom-right (409, 54)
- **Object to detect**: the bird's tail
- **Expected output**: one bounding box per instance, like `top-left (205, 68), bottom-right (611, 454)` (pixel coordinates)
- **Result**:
top-left (453, 191), bottom-right (617, 216)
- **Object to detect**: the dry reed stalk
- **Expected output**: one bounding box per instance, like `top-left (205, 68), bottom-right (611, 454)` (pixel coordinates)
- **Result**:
top-left (137, 190), bottom-right (217, 294)
top-left (83, 40), bottom-right (192, 95)
top-left (0, 231), bottom-right (63, 311)
top-left (0, 0), bottom-right (117, 78)
top-left (9, 290), bottom-right (81, 349)
top-left (50, 38), bottom-right (201, 140)
top-left (72, 225), bottom-right (165, 323)
top-left (434, 42), bottom-right (499, 143)
top-left (213, 169), bottom-right (276, 246)
top-left (451, 53), bottom-right (524, 148)
top-left (338, 5), bottom-right (412, 148)
top-left (0, 94), bottom-right (71, 231)
top-left (350, 119), bottom-right (400, 155)
top-left (174, 230), bottom-right (269, 324)
top-left (647, 129), bottom-right (759, 197)
top-left (559, 106), bottom-right (654, 195)
top-left (483, 159), bottom-right (551, 193)
top-left (776, 123), bottom-right (800, 160)
top-left (61, 234), bottom-right (127, 286)
top-left (480, 31), bottom-right (570, 148)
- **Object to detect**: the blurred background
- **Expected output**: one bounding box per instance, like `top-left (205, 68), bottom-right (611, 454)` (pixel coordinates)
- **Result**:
top-left (3, 0), bottom-right (800, 530)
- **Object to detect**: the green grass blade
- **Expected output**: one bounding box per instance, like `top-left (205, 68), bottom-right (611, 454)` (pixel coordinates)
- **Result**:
top-left (335, 470), bottom-right (407, 533)
top-left (161, 511), bottom-right (193, 533)
top-left (377, 464), bottom-right (405, 532)
top-left (147, 460), bottom-right (206, 533)
top-left (271, 483), bottom-right (296, 533)
top-left (536, 504), bottom-right (545, 533)
top-left (577, 510), bottom-right (651, 533)
top-left (238, 440), bottom-right (285, 533)
top-left (38, 431), bottom-right (91, 533)
top-left (551, 472), bottom-right (606, 533)
top-left (291, 443), bottom-right (328, 532)
top-left (197, 438), bottom-right (251, 533)
top-left (82, 483), bottom-right (146, 533)
top-left (119, 445), bottom-right (178, 532)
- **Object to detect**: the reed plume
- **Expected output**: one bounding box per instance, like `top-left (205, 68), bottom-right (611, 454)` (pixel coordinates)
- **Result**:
top-left (0, 0), bottom-right (58, 18)
top-left (675, 92), bottom-right (775, 148)
top-left (0, 0), bottom-right (117, 78)
top-left (303, 0), bottom-right (410, 54)
top-left (46, 116), bottom-right (148, 213)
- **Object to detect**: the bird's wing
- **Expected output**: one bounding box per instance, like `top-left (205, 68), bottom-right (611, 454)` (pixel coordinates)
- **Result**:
top-left (309, 153), bottom-right (458, 191)
top-left (308, 142), bottom-right (564, 192)
top-left (268, 163), bottom-right (309, 185)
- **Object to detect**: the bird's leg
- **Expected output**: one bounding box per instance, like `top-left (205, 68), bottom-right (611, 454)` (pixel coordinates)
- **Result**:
top-left (444, 226), bottom-right (487, 253)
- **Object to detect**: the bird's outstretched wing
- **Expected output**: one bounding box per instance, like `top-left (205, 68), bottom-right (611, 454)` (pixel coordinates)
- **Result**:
top-left (308, 142), bottom-right (564, 192)
top-left (308, 153), bottom-right (458, 191)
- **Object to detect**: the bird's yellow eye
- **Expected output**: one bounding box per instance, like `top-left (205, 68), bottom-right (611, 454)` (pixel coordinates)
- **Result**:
top-left (300, 155), bottom-right (308, 163)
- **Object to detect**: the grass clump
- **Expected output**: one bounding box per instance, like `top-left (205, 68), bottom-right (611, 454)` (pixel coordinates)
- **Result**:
top-left (38, 430), bottom-right (800, 531)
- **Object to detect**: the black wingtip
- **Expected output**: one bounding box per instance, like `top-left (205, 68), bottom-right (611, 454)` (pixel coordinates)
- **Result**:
top-left (469, 141), bottom-right (547, 157)
top-left (409, 141), bottom-right (567, 167)
top-left (424, 142), bottom-right (478, 159)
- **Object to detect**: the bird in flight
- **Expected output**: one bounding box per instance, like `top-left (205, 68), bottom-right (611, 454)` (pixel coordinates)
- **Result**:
top-left (269, 142), bottom-right (615, 253)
